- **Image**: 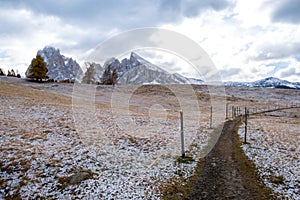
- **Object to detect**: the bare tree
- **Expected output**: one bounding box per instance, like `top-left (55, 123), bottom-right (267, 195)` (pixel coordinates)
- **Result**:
top-left (101, 64), bottom-right (118, 85)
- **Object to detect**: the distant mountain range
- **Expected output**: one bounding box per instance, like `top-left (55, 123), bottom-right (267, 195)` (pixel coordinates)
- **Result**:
top-left (33, 46), bottom-right (299, 89)
top-left (225, 77), bottom-right (300, 90)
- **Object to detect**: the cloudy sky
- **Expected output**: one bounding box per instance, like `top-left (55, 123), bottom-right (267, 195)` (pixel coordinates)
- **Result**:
top-left (0, 0), bottom-right (300, 82)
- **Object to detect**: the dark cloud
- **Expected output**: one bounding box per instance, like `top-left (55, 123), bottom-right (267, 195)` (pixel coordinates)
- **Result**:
top-left (1, 0), bottom-right (232, 29)
top-left (272, 0), bottom-right (300, 24)
top-left (0, 0), bottom-right (233, 58)
top-left (253, 42), bottom-right (300, 61)
top-left (279, 67), bottom-right (300, 78)
top-left (160, 0), bottom-right (231, 18)
top-left (219, 68), bottom-right (241, 77)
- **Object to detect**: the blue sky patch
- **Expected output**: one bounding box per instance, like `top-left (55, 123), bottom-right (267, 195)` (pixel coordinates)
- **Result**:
top-left (0, 51), bottom-right (9, 59)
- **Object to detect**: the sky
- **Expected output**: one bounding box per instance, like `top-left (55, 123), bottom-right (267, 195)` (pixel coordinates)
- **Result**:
top-left (0, 0), bottom-right (299, 82)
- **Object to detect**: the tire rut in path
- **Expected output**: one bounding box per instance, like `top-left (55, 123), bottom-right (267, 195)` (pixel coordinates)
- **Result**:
top-left (189, 118), bottom-right (254, 199)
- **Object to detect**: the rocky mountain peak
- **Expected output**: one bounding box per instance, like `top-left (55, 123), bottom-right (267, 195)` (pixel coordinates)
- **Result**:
top-left (37, 46), bottom-right (82, 82)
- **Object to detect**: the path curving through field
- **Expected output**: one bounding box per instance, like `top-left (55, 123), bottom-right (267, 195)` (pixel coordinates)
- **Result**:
top-left (189, 118), bottom-right (274, 200)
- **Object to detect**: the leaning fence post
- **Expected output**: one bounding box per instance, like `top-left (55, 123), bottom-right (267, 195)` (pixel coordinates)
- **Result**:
top-left (180, 111), bottom-right (185, 158)
top-left (244, 107), bottom-right (248, 144)
top-left (226, 103), bottom-right (228, 119)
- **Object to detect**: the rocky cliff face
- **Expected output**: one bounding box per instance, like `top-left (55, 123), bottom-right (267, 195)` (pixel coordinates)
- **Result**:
top-left (37, 46), bottom-right (82, 82)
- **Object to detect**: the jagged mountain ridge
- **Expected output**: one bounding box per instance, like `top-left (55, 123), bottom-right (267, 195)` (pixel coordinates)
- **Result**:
top-left (37, 46), bottom-right (82, 82)
top-left (117, 52), bottom-right (189, 84)
top-left (82, 52), bottom-right (190, 85)
top-left (33, 46), bottom-right (298, 89)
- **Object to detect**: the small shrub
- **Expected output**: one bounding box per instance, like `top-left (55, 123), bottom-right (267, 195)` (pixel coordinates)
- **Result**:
top-left (176, 156), bottom-right (195, 164)
top-left (271, 175), bottom-right (284, 184)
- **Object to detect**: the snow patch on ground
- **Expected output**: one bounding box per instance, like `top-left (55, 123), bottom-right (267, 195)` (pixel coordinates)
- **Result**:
top-left (0, 93), bottom-right (214, 199)
top-left (238, 115), bottom-right (299, 199)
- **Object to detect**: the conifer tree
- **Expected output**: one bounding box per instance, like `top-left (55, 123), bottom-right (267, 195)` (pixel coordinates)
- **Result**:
top-left (26, 54), bottom-right (48, 82)
top-left (101, 64), bottom-right (118, 85)
top-left (112, 68), bottom-right (118, 86)
top-left (10, 69), bottom-right (16, 77)
top-left (101, 64), bottom-right (112, 85)
top-left (82, 64), bottom-right (96, 84)
top-left (0, 68), bottom-right (5, 76)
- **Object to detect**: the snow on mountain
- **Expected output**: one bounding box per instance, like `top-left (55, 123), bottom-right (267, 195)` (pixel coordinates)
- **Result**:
top-left (103, 57), bottom-right (121, 73)
top-left (118, 63), bottom-right (188, 85)
top-left (225, 77), bottom-right (300, 89)
top-left (31, 47), bottom-right (298, 89)
top-left (251, 77), bottom-right (299, 89)
top-left (37, 46), bottom-right (82, 82)
top-left (117, 52), bottom-right (189, 85)
top-left (187, 77), bottom-right (205, 85)
top-left (29, 47), bottom-right (203, 85)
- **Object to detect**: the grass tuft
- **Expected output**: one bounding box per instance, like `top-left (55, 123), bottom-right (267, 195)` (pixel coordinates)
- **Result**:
top-left (176, 156), bottom-right (195, 164)
top-left (271, 175), bottom-right (284, 184)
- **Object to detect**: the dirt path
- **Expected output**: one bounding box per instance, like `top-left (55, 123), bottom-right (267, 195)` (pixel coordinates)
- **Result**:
top-left (189, 118), bottom-right (273, 200)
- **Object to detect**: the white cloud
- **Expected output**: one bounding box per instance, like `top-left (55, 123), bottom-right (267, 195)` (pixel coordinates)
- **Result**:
top-left (160, 0), bottom-right (300, 82)
top-left (0, 7), bottom-right (102, 76)
top-left (0, 0), bottom-right (299, 82)
top-left (233, 0), bottom-right (273, 28)
top-left (274, 59), bottom-right (300, 82)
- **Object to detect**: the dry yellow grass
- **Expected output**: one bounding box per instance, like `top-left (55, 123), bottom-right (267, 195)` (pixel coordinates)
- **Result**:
top-left (0, 79), bottom-right (71, 104)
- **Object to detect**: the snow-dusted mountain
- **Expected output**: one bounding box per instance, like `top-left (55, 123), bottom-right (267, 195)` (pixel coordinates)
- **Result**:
top-left (225, 77), bottom-right (300, 89)
top-left (251, 77), bottom-right (299, 89)
top-left (30, 47), bottom-right (203, 85)
top-left (37, 46), bottom-right (82, 82)
top-left (30, 47), bottom-right (298, 89)
top-left (187, 77), bottom-right (205, 85)
top-left (117, 52), bottom-right (189, 85)
top-left (82, 52), bottom-right (190, 85)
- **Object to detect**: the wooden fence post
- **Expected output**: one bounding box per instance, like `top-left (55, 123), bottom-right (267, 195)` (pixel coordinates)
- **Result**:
top-left (226, 103), bottom-right (228, 119)
top-left (210, 106), bottom-right (213, 128)
top-left (180, 111), bottom-right (185, 158)
top-left (244, 107), bottom-right (248, 144)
